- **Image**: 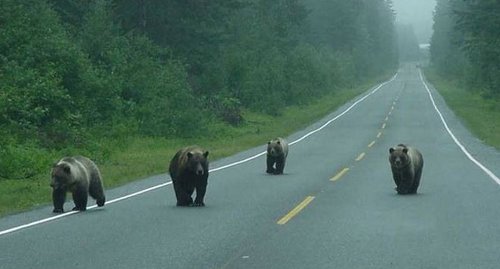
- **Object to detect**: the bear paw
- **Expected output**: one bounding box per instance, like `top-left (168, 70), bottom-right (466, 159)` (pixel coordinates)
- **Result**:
top-left (97, 199), bottom-right (105, 207)
top-left (53, 208), bottom-right (64, 213)
top-left (72, 206), bottom-right (86, 211)
top-left (176, 201), bottom-right (194, 207)
top-left (192, 202), bottom-right (205, 207)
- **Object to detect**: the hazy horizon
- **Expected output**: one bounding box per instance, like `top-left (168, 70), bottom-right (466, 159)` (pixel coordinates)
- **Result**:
top-left (392, 0), bottom-right (437, 44)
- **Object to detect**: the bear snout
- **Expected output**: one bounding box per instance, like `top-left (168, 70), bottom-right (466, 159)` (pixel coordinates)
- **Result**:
top-left (195, 167), bottom-right (204, 176)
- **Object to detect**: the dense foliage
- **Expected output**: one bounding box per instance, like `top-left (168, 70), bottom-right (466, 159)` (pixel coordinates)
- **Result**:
top-left (0, 0), bottom-right (397, 179)
top-left (430, 0), bottom-right (500, 97)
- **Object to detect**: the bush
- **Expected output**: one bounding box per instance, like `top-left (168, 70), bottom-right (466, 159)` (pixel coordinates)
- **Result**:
top-left (0, 142), bottom-right (53, 180)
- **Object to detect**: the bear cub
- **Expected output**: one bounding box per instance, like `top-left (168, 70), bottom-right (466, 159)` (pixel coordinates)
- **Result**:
top-left (51, 156), bottom-right (106, 213)
top-left (389, 144), bottom-right (424, 194)
top-left (169, 146), bottom-right (209, 207)
top-left (266, 137), bottom-right (289, 175)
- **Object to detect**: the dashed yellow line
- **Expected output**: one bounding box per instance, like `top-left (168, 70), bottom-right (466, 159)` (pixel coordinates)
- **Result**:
top-left (381, 123), bottom-right (386, 129)
top-left (277, 196), bottom-right (315, 225)
top-left (385, 116), bottom-right (389, 121)
top-left (355, 152), bottom-right (366, 161)
top-left (368, 140), bottom-right (377, 147)
top-left (330, 167), bottom-right (350, 182)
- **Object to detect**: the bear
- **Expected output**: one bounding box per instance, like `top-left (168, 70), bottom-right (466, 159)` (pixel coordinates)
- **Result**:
top-left (266, 137), bottom-right (289, 175)
top-left (169, 146), bottom-right (209, 207)
top-left (389, 144), bottom-right (424, 194)
top-left (50, 156), bottom-right (106, 213)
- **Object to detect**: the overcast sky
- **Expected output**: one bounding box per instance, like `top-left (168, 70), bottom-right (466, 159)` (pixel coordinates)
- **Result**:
top-left (392, 0), bottom-right (437, 44)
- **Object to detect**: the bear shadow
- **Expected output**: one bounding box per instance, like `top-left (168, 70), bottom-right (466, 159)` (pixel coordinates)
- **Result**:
top-left (264, 172), bottom-right (291, 176)
top-left (389, 191), bottom-right (426, 197)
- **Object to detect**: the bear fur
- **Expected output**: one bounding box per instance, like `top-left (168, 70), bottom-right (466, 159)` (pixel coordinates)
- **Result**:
top-left (266, 137), bottom-right (289, 175)
top-left (169, 146), bottom-right (209, 207)
top-left (389, 144), bottom-right (424, 194)
top-left (50, 156), bottom-right (106, 213)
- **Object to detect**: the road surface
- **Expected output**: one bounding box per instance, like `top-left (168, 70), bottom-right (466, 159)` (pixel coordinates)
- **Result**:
top-left (1, 64), bottom-right (500, 269)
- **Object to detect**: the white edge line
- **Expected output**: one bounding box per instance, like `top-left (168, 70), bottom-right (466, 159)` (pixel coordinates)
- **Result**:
top-left (418, 70), bottom-right (500, 185)
top-left (0, 73), bottom-right (399, 236)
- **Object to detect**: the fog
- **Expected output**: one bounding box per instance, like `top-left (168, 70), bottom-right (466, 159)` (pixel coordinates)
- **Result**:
top-left (392, 0), bottom-right (437, 44)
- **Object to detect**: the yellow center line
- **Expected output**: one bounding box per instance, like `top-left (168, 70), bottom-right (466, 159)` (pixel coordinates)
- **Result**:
top-left (355, 152), bottom-right (366, 161)
top-left (277, 196), bottom-right (315, 225)
top-left (385, 116), bottom-right (389, 121)
top-left (330, 167), bottom-right (350, 182)
top-left (381, 123), bottom-right (386, 129)
top-left (368, 140), bottom-right (377, 147)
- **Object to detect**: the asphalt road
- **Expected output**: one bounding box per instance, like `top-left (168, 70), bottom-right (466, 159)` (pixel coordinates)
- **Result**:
top-left (1, 64), bottom-right (500, 269)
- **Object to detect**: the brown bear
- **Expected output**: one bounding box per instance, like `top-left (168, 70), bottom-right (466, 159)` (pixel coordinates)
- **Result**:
top-left (50, 156), bottom-right (106, 213)
top-left (389, 144), bottom-right (424, 194)
top-left (169, 146), bottom-right (209, 207)
top-left (266, 137), bottom-right (289, 175)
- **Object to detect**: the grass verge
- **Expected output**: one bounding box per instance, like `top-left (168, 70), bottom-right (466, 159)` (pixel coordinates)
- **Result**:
top-left (0, 79), bottom-right (383, 217)
top-left (424, 69), bottom-right (500, 149)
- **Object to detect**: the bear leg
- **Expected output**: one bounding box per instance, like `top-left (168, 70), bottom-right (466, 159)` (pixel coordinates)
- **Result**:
top-left (409, 169), bottom-right (423, 194)
top-left (274, 158), bottom-right (285, 175)
top-left (89, 179), bottom-right (106, 207)
top-left (396, 181), bottom-right (414, 195)
top-left (52, 189), bottom-right (66, 213)
top-left (266, 156), bottom-right (276, 174)
top-left (173, 180), bottom-right (194, 206)
top-left (193, 181), bottom-right (207, 207)
top-left (396, 187), bottom-right (409, 195)
top-left (72, 187), bottom-right (88, 211)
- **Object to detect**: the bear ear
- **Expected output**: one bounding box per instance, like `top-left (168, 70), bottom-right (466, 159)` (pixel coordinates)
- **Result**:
top-left (403, 148), bottom-right (408, 154)
top-left (203, 151), bottom-right (209, 158)
top-left (277, 141), bottom-right (281, 145)
top-left (187, 152), bottom-right (194, 159)
top-left (267, 141), bottom-right (271, 144)
top-left (389, 148), bottom-right (395, 154)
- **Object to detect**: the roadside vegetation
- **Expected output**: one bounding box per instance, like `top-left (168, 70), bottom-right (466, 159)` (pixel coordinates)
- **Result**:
top-left (427, 0), bottom-right (500, 150)
top-left (424, 70), bottom-right (500, 149)
top-left (0, 0), bottom-right (398, 216)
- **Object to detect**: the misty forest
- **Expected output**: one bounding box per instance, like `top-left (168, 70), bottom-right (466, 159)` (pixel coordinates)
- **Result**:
top-left (0, 0), bottom-right (499, 213)
top-left (431, 0), bottom-right (500, 98)
top-left (0, 0), bottom-right (397, 180)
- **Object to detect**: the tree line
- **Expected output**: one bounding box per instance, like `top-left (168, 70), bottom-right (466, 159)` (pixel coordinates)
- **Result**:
top-left (430, 0), bottom-right (500, 97)
top-left (0, 0), bottom-right (397, 179)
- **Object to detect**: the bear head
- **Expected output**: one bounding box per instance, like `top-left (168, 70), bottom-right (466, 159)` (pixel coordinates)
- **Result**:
top-left (186, 150), bottom-right (209, 176)
top-left (389, 145), bottom-right (410, 169)
top-left (267, 139), bottom-right (284, 157)
top-left (50, 163), bottom-right (73, 191)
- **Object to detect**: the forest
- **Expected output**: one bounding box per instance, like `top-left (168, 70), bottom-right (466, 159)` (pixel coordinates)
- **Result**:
top-left (430, 0), bottom-right (500, 98)
top-left (0, 0), bottom-right (398, 182)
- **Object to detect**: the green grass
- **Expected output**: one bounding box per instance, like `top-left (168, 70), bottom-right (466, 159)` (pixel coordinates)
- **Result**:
top-left (424, 69), bottom-right (500, 149)
top-left (0, 80), bottom-right (379, 217)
